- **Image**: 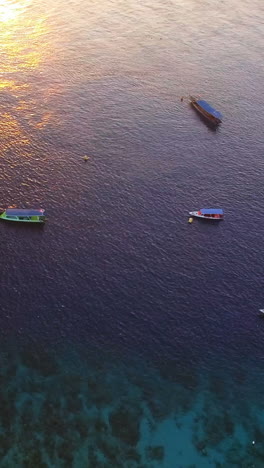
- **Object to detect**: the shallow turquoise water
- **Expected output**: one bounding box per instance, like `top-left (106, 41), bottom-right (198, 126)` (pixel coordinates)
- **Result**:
top-left (0, 340), bottom-right (263, 467)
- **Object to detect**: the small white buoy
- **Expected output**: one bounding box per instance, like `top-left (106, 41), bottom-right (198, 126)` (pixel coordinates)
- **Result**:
top-left (252, 440), bottom-right (255, 445)
top-left (188, 217), bottom-right (193, 223)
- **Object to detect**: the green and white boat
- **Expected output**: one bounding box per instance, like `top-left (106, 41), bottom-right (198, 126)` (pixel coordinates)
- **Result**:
top-left (0, 208), bottom-right (46, 223)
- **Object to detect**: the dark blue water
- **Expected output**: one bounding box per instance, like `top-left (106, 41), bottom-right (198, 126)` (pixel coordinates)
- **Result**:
top-left (0, 0), bottom-right (263, 466)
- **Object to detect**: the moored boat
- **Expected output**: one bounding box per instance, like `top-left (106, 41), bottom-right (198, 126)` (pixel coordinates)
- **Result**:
top-left (0, 208), bottom-right (46, 223)
top-left (189, 208), bottom-right (224, 220)
top-left (190, 96), bottom-right (222, 125)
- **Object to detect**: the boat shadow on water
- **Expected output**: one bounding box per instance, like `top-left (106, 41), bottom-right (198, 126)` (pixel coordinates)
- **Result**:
top-left (193, 112), bottom-right (220, 132)
top-left (192, 218), bottom-right (223, 228)
top-left (0, 222), bottom-right (46, 234)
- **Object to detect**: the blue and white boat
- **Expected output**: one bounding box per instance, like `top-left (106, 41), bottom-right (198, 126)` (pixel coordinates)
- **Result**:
top-left (189, 208), bottom-right (224, 220)
top-left (190, 96), bottom-right (223, 125)
top-left (0, 208), bottom-right (46, 223)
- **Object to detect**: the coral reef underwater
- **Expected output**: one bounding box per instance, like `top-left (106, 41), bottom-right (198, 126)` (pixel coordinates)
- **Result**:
top-left (0, 343), bottom-right (263, 467)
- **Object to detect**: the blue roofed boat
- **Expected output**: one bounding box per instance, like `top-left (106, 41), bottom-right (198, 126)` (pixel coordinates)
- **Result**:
top-left (0, 208), bottom-right (46, 223)
top-left (190, 96), bottom-right (223, 125)
top-left (189, 208), bottom-right (224, 220)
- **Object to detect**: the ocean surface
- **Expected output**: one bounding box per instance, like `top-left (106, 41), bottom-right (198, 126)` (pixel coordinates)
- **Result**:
top-left (0, 0), bottom-right (264, 466)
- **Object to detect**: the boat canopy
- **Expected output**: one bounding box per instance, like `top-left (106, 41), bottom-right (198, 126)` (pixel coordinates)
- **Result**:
top-left (200, 208), bottom-right (223, 215)
top-left (5, 209), bottom-right (44, 216)
top-left (196, 100), bottom-right (223, 120)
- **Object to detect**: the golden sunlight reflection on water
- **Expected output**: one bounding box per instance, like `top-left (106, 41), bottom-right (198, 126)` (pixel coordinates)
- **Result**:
top-left (0, 0), bottom-right (23, 22)
top-left (0, 0), bottom-right (262, 171)
top-left (0, 0), bottom-right (47, 74)
top-left (0, 0), bottom-right (59, 156)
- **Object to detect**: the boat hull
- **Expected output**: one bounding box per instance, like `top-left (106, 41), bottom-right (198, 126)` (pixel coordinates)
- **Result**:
top-left (0, 215), bottom-right (45, 223)
top-left (0, 209), bottom-right (46, 223)
top-left (189, 211), bottom-right (223, 220)
top-left (190, 97), bottom-right (222, 125)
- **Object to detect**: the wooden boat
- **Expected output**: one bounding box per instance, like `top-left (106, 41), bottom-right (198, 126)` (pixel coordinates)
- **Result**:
top-left (189, 208), bottom-right (224, 220)
top-left (0, 208), bottom-right (46, 223)
top-left (190, 96), bottom-right (222, 125)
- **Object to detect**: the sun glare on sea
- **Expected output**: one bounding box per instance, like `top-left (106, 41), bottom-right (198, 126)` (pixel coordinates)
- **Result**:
top-left (0, 0), bottom-right (58, 141)
top-left (0, 0), bottom-right (23, 22)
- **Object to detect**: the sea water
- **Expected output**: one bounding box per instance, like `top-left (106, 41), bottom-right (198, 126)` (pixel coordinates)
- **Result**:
top-left (0, 0), bottom-right (263, 466)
